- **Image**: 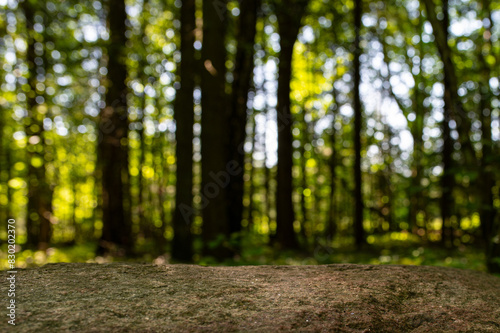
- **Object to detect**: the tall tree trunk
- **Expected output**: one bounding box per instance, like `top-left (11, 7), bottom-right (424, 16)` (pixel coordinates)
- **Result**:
top-left (299, 109), bottom-right (309, 245)
top-left (440, 99), bottom-right (454, 247)
top-left (97, 0), bottom-right (132, 255)
top-left (382, 122), bottom-right (394, 230)
top-left (156, 126), bottom-right (169, 252)
top-left (263, 92), bottom-right (273, 240)
top-left (327, 62), bottom-right (343, 240)
top-left (421, 0), bottom-right (475, 164)
top-left (137, 94), bottom-right (150, 239)
top-left (136, 0), bottom-right (151, 240)
top-left (227, 0), bottom-right (260, 244)
top-left (149, 134), bottom-right (163, 252)
top-left (422, 0), bottom-right (455, 247)
top-left (201, 0), bottom-right (233, 259)
top-left (478, 0), bottom-right (499, 273)
top-left (440, 0), bottom-right (455, 247)
top-left (172, 0), bottom-right (195, 262)
top-left (410, 9), bottom-right (426, 234)
top-left (327, 97), bottom-right (338, 240)
top-left (274, 0), bottom-right (308, 250)
top-left (246, 114), bottom-right (257, 228)
top-left (22, 0), bottom-right (52, 250)
top-left (353, 0), bottom-right (365, 249)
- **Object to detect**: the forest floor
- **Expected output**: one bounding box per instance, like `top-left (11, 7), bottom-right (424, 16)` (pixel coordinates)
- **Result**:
top-left (1, 263), bottom-right (500, 332)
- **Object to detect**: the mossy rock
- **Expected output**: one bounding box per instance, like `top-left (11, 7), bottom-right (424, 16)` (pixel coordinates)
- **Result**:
top-left (2, 263), bottom-right (500, 332)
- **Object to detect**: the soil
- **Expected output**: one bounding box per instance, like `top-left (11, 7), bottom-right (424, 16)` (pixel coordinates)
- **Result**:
top-left (2, 263), bottom-right (500, 332)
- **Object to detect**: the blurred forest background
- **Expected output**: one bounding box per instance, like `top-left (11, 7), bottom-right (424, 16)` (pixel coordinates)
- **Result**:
top-left (0, 0), bottom-right (499, 273)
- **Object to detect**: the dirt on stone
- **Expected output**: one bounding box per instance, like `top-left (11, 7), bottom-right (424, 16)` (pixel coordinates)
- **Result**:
top-left (1, 263), bottom-right (500, 332)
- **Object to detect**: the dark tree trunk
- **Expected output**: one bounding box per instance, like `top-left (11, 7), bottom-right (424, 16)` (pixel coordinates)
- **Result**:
top-left (328, 111), bottom-right (338, 240)
top-left (410, 10), bottom-right (426, 234)
top-left (260, 69), bottom-right (274, 242)
top-left (263, 99), bottom-right (273, 240)
top-left (382, 124), bottom-right (394, 230)
top-left (97, 0), bottom-right (132, 255)
top-left (274, 0), bottom-right (308, 250)
top-left (227, 0), bottom-right (260, 243)
top-left (440, 96), bottom-right (454, 247)
top-left (246, 114), bottom-right (257, 228)
top-left (137, 95), bottom-right (150, 239)
top-left (152, 134), bottom-right (167, 252)
top-left (478, 0), bottom-right (499, 273)
top-left (299, 109), bottom-right (309, 246)
top-left (327, 69), bottom-right (342, 240)
top-left (201, 0), bottom-right (233, 259)
top-left (136, 0), bottom-right (152, 241)
top-left (422, 0), bottom-right (457, 247)
top-left (172, 0), bottom-right (195, 262)
top-left (275, 33), bottom-right (298, 250)
top-left (22, 0), bottom-right (53, 250)
top-left (440, 0), bottom-right (454, 248)
top-left (421, 0), bottom-right (475, 164)
top-left (353, 0), bottom-right (365, 249)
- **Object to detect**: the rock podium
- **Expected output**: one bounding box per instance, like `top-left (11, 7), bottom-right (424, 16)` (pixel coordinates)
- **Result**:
top-left (2, 263), bottom-right (499, 332)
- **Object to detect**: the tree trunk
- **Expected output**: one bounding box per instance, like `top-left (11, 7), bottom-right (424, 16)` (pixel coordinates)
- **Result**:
top-left (299, 109), bottom-right (309, 246)
top-left (137, 95), bottom-right (150, 239)
top-left (353, 0), bottom-right (365, 249)
top-left (328, 103), bottom-right (338, 240)
top-left (227, 0), bottom-right (260, 243)
top-left (246, 114), bottom-right (257, 228)
top-left (97, 0), bottom-right (132, 255)
top-left (172, 0), bottom-right (195, 262)
top-left (410, 9), bottom-right (426, 234)
top-left (275, 0), bottom-right (308, 250)
top-left (478, 0), bottom-right (499, 273)
top-left (201, 0), bottom-right (233, 259)
top-left (427, 0), bottom-right (456, 247)
top-left (421, 0), bottom-right (458, 247)
top-left (263, 95), bottom-right (273, 240)
top-left (421, 0), bottom-right (475, 166)
top-left (22, 0), bottom-right (53, 250)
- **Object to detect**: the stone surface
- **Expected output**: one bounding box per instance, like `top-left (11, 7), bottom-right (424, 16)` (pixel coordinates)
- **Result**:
top-left (2, 263), bottom-right (500, 332)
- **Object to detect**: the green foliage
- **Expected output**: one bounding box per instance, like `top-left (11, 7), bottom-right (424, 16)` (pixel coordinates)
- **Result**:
top-left (0, 235), bottom-right (488, 273)
top-left (0, 0), bottom-right (498, 273)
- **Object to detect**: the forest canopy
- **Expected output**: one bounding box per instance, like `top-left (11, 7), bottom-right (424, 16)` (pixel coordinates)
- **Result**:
top-left (0, 0), bottom-right (499, 273)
